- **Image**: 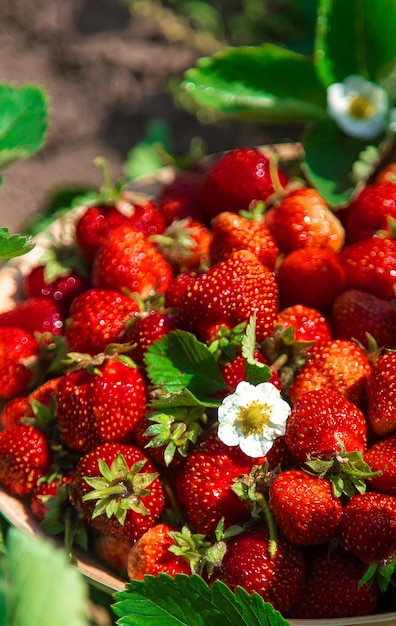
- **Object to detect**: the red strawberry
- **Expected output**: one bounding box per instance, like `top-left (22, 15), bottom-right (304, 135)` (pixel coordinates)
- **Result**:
top-left (285, 389), bottom-right (368, 462)
top-left (65, 288), bottom-right (142, 355)
top-left (344, 182), bottom-right (396, 243)
top-left (56, 356), bottom-right (147, 453)
top-left (117, 191), bottom-right (166, 238)
top-left (177, 250), bottom-right (278, 343)
top-left (340, 491), bottom-right (396, 564)
top-left (289, 545), bottom-right (380, 619)
top-left (175, 429), bottom-right (264, 535)
top-left (69, 443), bottom-right (165, 542)
top-left (0, 327), bottom-right (40, 399)
top-left (126, 523), bottom-right (192, 580)
top-left (276, 247), bottom-right (346, 312)
top-left (1, 376), bottom-right (60, 429)
top-left (158, 170), bottom-right (204, 224)
top-left (289, 339), bottom-right (372, 408)
top-left (198, 148), bottom-right (288, 222)
top-left (92, 225), bottom-right (174, 299)
top-left (24, 265), bottom-right (90, 315)
top-left (375, 161), bottom-right (396, 184)
top-left (364, 433), bottom-right (396, 496)
top-left (275, 304), bottom-right (332, 346)
top-left (209, 211), bottom-right (279, 270)
top-left (92, 529), bottom-right (133, 576)
top-left (264, 187), bottom-right (345, 254)
top-left (164, 269), bottom-right (201, 309)
top-left (366, 351), bottom-right (396, 436)
top-left (331, 289), bottom-right (396, 349)
top-left (75, 203), bottom-right (131, 262)
top-left (338, 236), bottom-right (396, 301)
top-left (30, 474), bottom-right (74, 522)
top-left (218, 525), bottom-right (306, 614)
top-left (269, 468), bottom-right (343, 545)
top-left (0, 425), bottom-right (50, 495)
top-left (127, 310), bottom-right (179, 367)
top-left (150, 217), bottom-right (212, 272)
top-left (0, 297), bottom-right (64, 336)
top-left (220, 349), bottom-right (282, 392)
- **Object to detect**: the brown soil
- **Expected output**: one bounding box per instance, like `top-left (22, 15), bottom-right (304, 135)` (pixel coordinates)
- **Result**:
top-left (0, 0), bottom-right (298, 232)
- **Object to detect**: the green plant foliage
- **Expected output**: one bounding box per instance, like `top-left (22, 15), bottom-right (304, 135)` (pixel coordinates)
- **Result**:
top-left (0, 228), bottom-right (35, 259)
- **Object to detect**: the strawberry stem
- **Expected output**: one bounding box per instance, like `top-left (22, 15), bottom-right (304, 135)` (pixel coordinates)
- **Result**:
top-left (255, 492), bottom-right (278, 557)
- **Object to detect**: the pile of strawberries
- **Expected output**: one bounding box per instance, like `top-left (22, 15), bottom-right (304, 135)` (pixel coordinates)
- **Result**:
top-left (2, 146), bottom-right (396, 621)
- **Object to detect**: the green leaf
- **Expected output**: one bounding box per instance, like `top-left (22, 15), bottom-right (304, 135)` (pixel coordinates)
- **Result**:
top-left (123, 119), bottom-right (173, 181)
top-left (112, 573), bottom-right (291, 626)
top-left (145, 330), bottom-right (228, 402)
top-left (0, 83), bottom-right (49, 170)
top-left (150, 387), bottom-right (218, 410)
top-left (3, 527), bottom-right (89, 626)
top-left (301, 118), bottom-right (379, 206)
top-left (0, 228), bottom-right (35, 259)
top-left (182, 44), bottom-right (327, 123)
top-left (314, 0), bottom-right (396, 87)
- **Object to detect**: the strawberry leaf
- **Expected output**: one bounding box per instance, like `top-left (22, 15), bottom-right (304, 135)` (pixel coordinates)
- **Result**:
top-left (145, 330), bottom-right (229, 402)
top-left (0, 228), bottom-right (35, 259)
top-left (112, 573), bottom-right (291, 626)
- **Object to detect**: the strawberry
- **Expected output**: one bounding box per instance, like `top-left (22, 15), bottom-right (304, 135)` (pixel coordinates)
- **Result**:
top-left (340, 491), bottom-right (396, 564)
top-left (209, 211), bottom-right (279, 271)
top-left (150, 217), bottom-right (212, 272)
top-left (127, 310), bottom-right (179, 367)
top-left (177, 250), bottom-right (278, 343)
top-left (0, 326), bottom-right (40, 399)
top-left (69, 443), bottom-right (165, 542)
top-left (56, 356), bottom-right (147, 453)
top-left (276, 247), bottom-right (346, 312)
top-left (0, 425), bottom-right (50, 495)
top-left (92, 529), bottom-right (133, 575)
top-left (375, 161), bottom-right (396, 184)
top-left (220, 349), bottom-right (282, 392)
top-left (164, 269), bottom-right (201, 309)
top-left (268, 468), bottom-right (343, 545)
top-left (75, 203), bottom-right (131, 262)
top-left (289, 339), bottom-right (372, 407)
top-left (218, 525), bottom-right (306, 614)
top-left (285, 389), bottom-right (368, 462)
top-left (158, 170), bottom-right (204, 224)
top-left (364, 433), bottom-right (396, 496)
top-left (197, 148), bottom-right (288, 222)
top-left (0, 376), bottom-right (60, 429)
top-left (24, 265), bottom-right (90, 315)
top-left (338, 236), bottom-right (396, 301)
top-left (30, 474), bottom-right (74, 522)
top-left (92, 224), bottom-right (174, 299)
top-left (264, 187), bottom-right (345, 254)
top-left (65, 288), bottom-right (142, 355)
top-left (366, 351), bottom-right (396, 436)
top-left (343, 182), bottom-right (396, 243)
top-left (275, 304), bottom-right (332, 346)
top-left (289, 545), bottom-right (380, 619)
top-left (331, 289), bottom-right (396, 349)
top-left (0, 297), bottom-right (64, 337)
top-left (175, 429), bottom-right (264, 535)
top-left (116, 191), bottom-right (166, 238)
top-left (126, 523), bottom-right (192, 580)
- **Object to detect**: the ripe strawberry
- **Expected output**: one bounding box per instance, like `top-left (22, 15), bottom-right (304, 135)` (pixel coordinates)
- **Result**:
top-left (264, 187), bottom-right (345, 254)
top-left (197, 148), bottom-right (288, 222)
top-left (117, 191), bottom-right (166, 238)
top-left (209, 211), bottom-right (279, 270)
top-left (164, 269), bottom-right (201, 309)
top-left (331, 289), bottom-right (396, 349)
top-left (92, 225), bottom-right (174, 299)
top-left (92, 529), bottom-right (133, 576)
top-left (218, 525), bottom-right (306, 614)
top-left (56, 356), bottom-right (147, 453)
top-left (289, 339), bottom-right (372, 408)
top-left (69, 443), bottom-right (165, 542)
top-left (150, 218), bottom-right (212, 272)
top-left (275, 304), bottom-right (332, 346)
top-left (24, 265), bottom-right (90, 315)
top-left (268, 469), bottom-right (343, 545)
top-left (158, 170), bottom-right (204, 224)
top-left (30, 474), bottom-right (74, 522)
top-left (127, 310), bottom-right (179, 367)
top-left (127, 523), bottom-right (192, 580)
top-left (344, 182), bottom-right (396, 243)
top-left (289, 545), bottom-right (380, 619)
top-left (75, 203), bottom-right (131, 262)
top-left (0, 326), bottom-right (40, 399)
top-left (340, 492), bottom-right (396, 564)
top-left (65, 288), bottom-right (142, 355)
top-left (1, 376), bottom-right (60, 429)
top-left (177, 250), bottom-right (278, 343)
top-left (276, 247), bottom-right (346, 312)
top-left (285, 389), bottom-right (368, 462)
top-left (338, 236), bottom-right (396, 301)
top-left (366, 351), bottom-right (396, 436)
top-left (364, 433), bottom-right (396, 496)
top-left (375, 161), bottom-right (396, 184)
top-left (220, 349), bottom-right (282, 392)
top-left (175, 429), bottom-right (264, 535)
top-left (0, 425), bottom-right (50, 495)
top-left (0, 297), bottom-right (64, 336)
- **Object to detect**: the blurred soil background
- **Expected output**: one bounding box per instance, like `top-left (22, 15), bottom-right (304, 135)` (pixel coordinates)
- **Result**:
top-left (0, 0), bottom-right (313, 232)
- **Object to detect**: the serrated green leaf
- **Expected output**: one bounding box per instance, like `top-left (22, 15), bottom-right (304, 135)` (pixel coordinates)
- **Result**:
top-left (301, 118), bottom-right (380, 207)
top-left (182, 44), bottom-right (327, 123)
top-left (112, 574), bottom-right (291, 626)
top-left (0, 228), bottom-right (35, 259)
top-left (314, 0), bottom-right (396, 87)
top-left (0, 83), bottom-right (49, 170)
top-left (150, 387), bottom-right (215, 409)
top-left (145, 330), bottom-right (228, 402)
top-left (4, 527), bottom-right (89, 626)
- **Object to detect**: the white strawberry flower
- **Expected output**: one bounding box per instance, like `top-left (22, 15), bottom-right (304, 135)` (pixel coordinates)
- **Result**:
top-left (217, 381), bottom-right (291, 458)
top-left (327, 75), bottom-right (393, 139)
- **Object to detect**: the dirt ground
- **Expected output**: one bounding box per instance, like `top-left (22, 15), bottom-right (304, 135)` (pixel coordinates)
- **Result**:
top-left (0, 0), bottom-right (298, 233)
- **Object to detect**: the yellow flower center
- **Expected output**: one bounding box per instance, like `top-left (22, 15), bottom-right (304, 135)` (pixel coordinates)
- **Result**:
top-left (236, 400), bottom-right (271, 437)
top-left (348, 94), bottom-right (376, 120)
